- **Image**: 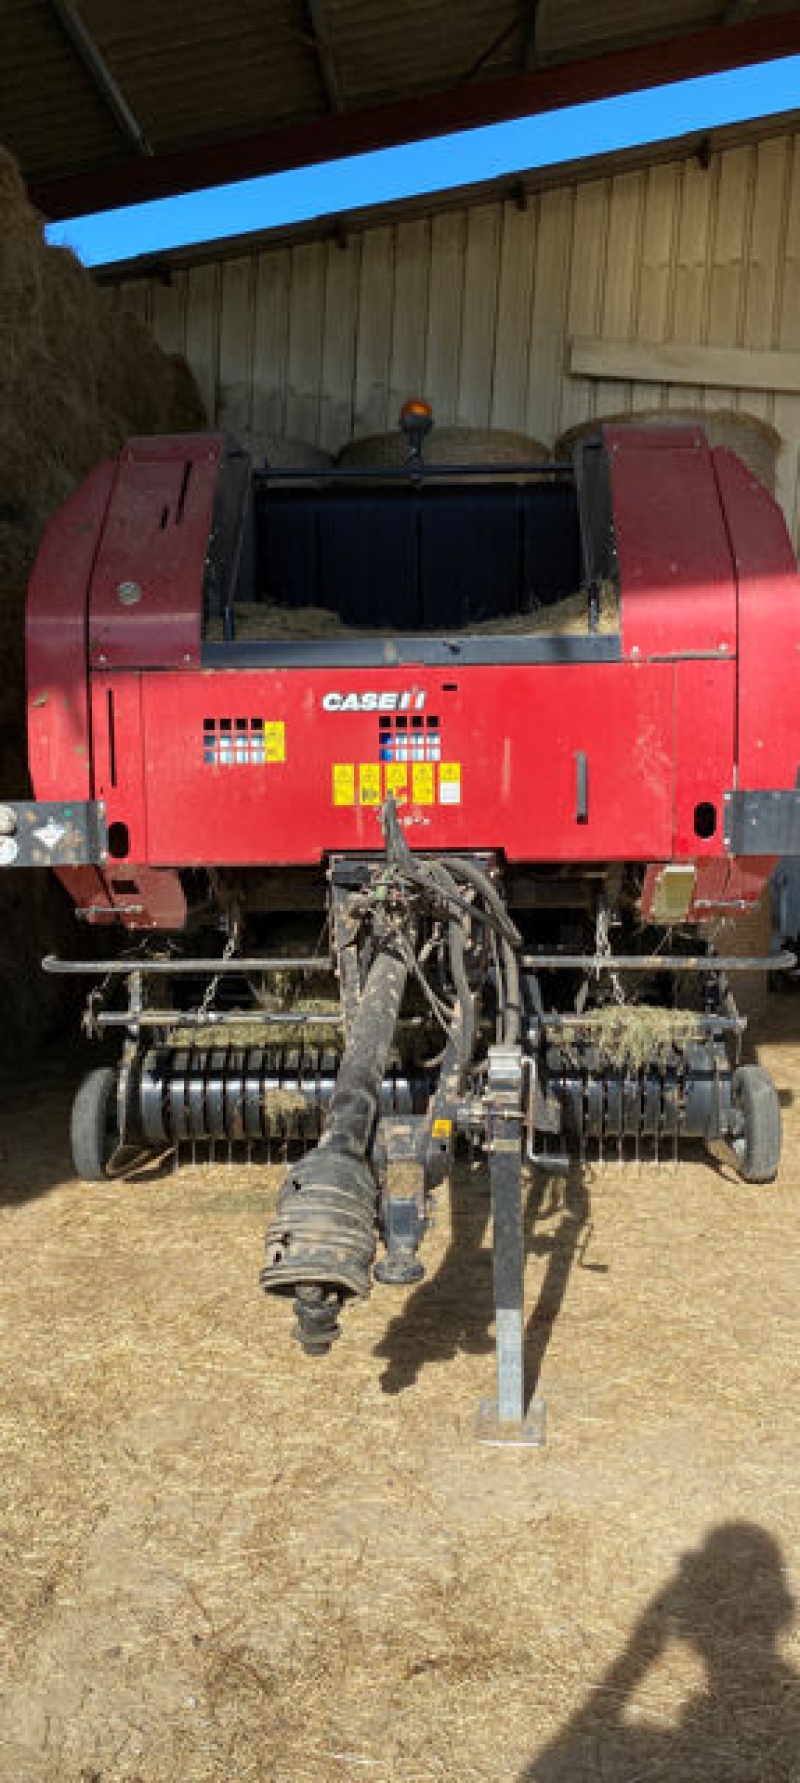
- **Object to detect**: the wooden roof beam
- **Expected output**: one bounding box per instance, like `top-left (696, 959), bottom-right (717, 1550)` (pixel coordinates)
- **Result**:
top-left (306, 0), bottom-right (344, 113)
top-left (524, 1), bottom-right (540, 72)
top-left (48, 0), bottom-right (153, 158)
top-left (32, 10), bottom-right (800, 220)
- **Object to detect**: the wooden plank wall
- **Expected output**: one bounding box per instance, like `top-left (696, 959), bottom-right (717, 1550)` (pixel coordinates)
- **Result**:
top-left (110, 127), bottom-right (800, 546)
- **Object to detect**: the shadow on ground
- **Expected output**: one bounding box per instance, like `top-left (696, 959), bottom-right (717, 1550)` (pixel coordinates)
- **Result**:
top-left (522, 1521), bottom-right (800, 1781)
top-left (374, 1158), bottom-right (593, 1400)
top-left (0, 1032), bottom-right (102, 1206)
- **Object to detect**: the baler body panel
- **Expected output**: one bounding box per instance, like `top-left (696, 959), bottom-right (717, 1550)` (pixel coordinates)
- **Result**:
top-left (136, 662), bottom-right (676, 866)
top-left (672, 659), bottom-right (736, 857)
top-left (91, 672), bottom-right (148, 864)
top-left (608, 425), bottom-right (737, 658)
top-left (87, 434), bottom-right (223, 672)
top-left (21, 424), bottom-right (800, 925)
top-left (713, 446), bottom-right (800, 791)
top-left (26, 458), bottom-right (115, 803)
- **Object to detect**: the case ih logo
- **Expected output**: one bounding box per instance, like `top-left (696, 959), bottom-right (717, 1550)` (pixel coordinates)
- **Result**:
top-left (322, 690), bottom-right (426, 712)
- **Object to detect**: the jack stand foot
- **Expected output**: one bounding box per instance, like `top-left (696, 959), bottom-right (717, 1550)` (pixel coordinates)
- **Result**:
top-left (374, 1251), bottom-right (425, 1285)
top-left (475, 1395), bottom-right (546, 1448)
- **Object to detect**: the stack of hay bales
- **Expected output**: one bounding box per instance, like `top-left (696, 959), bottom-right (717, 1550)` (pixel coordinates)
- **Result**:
top-left (0, 146), bottom-right (206, 1059)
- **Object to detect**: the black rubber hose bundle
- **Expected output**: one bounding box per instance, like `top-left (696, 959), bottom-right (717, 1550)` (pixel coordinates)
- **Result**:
top-left (261, 938), bottom-right (410, 1324)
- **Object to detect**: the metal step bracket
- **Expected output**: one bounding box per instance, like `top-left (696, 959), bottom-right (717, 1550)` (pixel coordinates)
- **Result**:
top-left (477, 1044), bottom-right (546, 1448)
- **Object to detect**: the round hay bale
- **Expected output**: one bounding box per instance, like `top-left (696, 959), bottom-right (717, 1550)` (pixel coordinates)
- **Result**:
top-left (557, 409), bottom-right (779, 493)
top-left (337, 424), bottom-right (549, 482)
top-left (243, 433), bottom-right (334, 486)
top-left (249, 434), bottom-right (333, 471)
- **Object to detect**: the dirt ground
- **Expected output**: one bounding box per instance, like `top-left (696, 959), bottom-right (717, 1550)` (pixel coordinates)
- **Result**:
top-left (2, 1004), bottom-right (800, 1783)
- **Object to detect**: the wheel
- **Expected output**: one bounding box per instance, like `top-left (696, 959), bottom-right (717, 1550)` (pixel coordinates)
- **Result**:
top-left (71, 1067), bottom-right (119, 1180)
top-left (729, 1064), bottom-right (781, 1183)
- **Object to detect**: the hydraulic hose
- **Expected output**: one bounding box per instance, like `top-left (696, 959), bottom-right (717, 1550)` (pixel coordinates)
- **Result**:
top-left (444, 857), bottom-right (521, 1046)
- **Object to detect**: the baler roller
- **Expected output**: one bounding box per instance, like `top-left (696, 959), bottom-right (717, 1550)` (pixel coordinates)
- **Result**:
top-left (546, 1040), bottom-right (730, 1147)
top-left (134, 1043), bottom-right (430, 1149)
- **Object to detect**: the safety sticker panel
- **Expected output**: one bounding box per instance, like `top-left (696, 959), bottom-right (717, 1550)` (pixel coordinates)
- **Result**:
top-left (385, 763), bottom-right (408, 798)
top-left (333, 763), bottom-right (356, 806)
top-left (359, 763), bottom-right (381, 805)
top-left (264, 720), bottom-right (286, 763)
top-left (330, 761), bottom-right (461, 807)
top-left (439, 762), bottom-right (462, 805)
top-left (412, 763), bottom-right (435, 804)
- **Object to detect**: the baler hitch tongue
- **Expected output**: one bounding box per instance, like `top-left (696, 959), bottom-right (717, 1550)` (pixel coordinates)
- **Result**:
top-left (261, 911), bottom-right (413, 1354)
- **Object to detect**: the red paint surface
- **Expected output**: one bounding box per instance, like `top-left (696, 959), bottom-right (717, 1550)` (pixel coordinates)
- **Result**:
top-left (25, 427), bottom-right (800, 932)
top-left (713, 447), bottom-right (800, 791)
top-left (26, 460), bottom-right (115, 801)
top-left (672, 660), bottom-right (736, 857)
top-left (139, 662), bottom-right (675, 866)
top-left (88, 435), bottom-right (223, 671)
top-left (608, 426), bottom-right (737, 658)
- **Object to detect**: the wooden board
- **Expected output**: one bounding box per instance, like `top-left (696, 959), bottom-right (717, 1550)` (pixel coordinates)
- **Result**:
top-left (251, 247), bottom-right (291, 441)
top-left (425, 211), bottom-right (466, 425)
top-left (490, 198), bottom-right (536, 433)
top-left (388, 217), bottom-right (431, 421)
top-left (570, 336), bottom-right (800, 394)
top-left (319, 236), bottom-right (359, 453)
top-left (353, 227), bottom-right (393, 437)
top-left (457, 204), bottom-right (501, 428)
top-left (285, 241), bottom-right (325, 442)
top-left (218, 257), bottom-right (254, 439)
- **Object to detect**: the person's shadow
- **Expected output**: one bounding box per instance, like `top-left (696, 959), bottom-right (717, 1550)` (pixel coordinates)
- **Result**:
top-left (523, 1522), bottom-right (800, 1781)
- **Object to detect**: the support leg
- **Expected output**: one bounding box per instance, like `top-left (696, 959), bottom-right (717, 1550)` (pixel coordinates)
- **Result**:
top-left (477, 1045), bottom-right (545, 1446)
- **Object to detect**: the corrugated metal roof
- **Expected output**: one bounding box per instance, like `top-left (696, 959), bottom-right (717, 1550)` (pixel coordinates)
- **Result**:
top-left (1, 0), bottom-right (798, 213)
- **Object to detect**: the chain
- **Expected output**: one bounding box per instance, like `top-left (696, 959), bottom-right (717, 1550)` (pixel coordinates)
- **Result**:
top-left (595, 902), bottom-right (626, 1006)
top-left (84, 968), bottom-right (116, 1036)
top-left (197, 927), bottom-right (238, 1020)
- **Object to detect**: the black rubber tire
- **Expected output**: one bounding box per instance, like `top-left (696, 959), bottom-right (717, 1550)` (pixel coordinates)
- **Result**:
top-left (71, 1067), bottom-right (118, 1181)
top-left (730, 1064), bottom-right (782, 1183)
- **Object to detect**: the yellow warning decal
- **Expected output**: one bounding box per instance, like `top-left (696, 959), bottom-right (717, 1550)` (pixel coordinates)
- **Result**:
top-left (264, 720), bottom-right (286, 763)
top-left (333, 763), bottom-right (355, 806)
top-left (385, 762), bottom-right (407, 800)
top-left (412, 762), bottom-right (435, 805)
top-left (359, 762), bottom-right (381, 805)
top-left (431, 1117), bottom-right (453, 1141)
top-left (439, 761), bottom-right (462, 805)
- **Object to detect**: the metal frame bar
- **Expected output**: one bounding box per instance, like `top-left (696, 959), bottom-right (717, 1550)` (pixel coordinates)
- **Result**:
top-left (202, 634), bottom-right (621, 670)
top-left (95, 1009), bottom-right (342, 1029)
top-left (254, 460), bottom-right (568, 481)
top-left (521, 951), bottom-right (793, 972)
top-left (42, 954), bottom-right (332, 975)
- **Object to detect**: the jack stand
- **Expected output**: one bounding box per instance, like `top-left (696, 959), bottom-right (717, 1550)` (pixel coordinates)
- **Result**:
top-left (476, 1045), bottom-right (545, 1447)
